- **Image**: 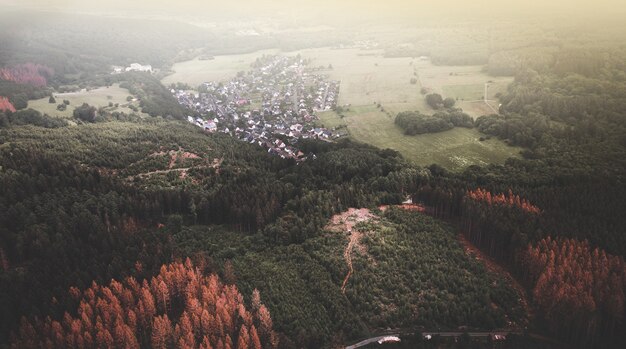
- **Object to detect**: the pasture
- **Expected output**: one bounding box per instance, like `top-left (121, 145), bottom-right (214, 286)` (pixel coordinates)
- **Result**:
top-left (162, 47), bottom-right (511, 118)
top-left (320, 105), bottom-right (519, 171)
top-left (161, 49), bottom-right (278, 86)
top-left (296, 47), bottom-right (426, 114)
top-left (162, 47), bottom-right (518, 170)
top-left (28, 84), bottom-right (148, 119)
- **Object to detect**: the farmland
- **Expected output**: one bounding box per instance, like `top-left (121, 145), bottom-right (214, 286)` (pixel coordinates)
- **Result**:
top-left (27, 84), bottom-right (148, 119)
top-left (162, 47), bottom-right (511, 118)
top-left (318, 105), bottom-right (519, 171)
top-left (162, 47), bottom-right (519, 170)
top-left (161, 49), bottom-right (278, 86)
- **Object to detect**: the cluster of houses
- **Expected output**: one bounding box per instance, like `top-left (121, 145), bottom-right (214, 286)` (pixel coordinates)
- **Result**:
top-left (111, 63), bottom-right (153, 74)
top-left (174, 55), bottom-right (343, 161)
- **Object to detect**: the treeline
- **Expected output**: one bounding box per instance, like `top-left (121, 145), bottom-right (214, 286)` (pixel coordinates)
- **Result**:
top-left (11, 260), bottom-right (278, 349)
top-left (0, 109), bottom-right (68, 128)
top-left (395, 110), bottom-right (473, 135)
top-left (475, 113), bottom-right (549, 148)
top-left (0, 79), bottom-right (50, 110)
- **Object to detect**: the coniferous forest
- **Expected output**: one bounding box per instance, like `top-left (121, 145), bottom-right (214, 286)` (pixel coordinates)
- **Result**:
top-left (1, 4), bottom-right (626, 349)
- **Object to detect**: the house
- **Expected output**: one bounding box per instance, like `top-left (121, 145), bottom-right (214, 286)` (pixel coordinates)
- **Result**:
top-left (125, 63), bottom-right (152, 72)
top-left (203, 121), bottom-right (217, 132)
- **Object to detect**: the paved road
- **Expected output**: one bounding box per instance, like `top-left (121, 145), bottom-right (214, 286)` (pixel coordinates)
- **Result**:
top-left (422, 331), bottom-right (516, 337)
top-left (345, 331), bottom-right (520, 348)
top-left (345, 334), bottom-right (400, 349)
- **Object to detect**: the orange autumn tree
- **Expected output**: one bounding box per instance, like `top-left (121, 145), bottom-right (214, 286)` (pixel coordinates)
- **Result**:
top-left (466, 188), bottom-right (540, 214)
top-left (0, 63), bottom-right (54, 87)
top-left (0, 96), bottom-right (16, 113)
top-left (11, 259), bottom-right (278, 349)
top-left (519, 237), bottom-right (626, 344)
top-left (461, 188), bottom-right (541, 261)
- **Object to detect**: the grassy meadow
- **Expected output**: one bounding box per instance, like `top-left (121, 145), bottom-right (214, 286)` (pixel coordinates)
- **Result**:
top-left (28, 84), bottom-right (148, 119)
top-left (161, 49), bottom-right (279, 86)
top-left (318, 105), bottom-right (519, 171)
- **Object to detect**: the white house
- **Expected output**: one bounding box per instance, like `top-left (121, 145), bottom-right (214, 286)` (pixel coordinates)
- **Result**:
top-left (125, 63), bottom-right (153, 73)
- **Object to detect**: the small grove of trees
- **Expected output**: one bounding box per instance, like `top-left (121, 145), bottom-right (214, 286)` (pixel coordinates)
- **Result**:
top-left (425, 93), bottom-right (456, 109)
top-left (73, 103), bottom-right (97, 122)
top-left (443, 97), bottom-right (455, 108)
top-left (425, 93), bottom-right (443, 109)
top-left (395, 110), bottom-right (473, 135)
top-left (475, 113), bottom-right (549, 148)
top-left (11, 259), bottom-right (278, 349)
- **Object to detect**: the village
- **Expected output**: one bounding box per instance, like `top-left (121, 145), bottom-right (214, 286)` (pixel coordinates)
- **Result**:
top-left (171, 54), bottom-right (342, 161)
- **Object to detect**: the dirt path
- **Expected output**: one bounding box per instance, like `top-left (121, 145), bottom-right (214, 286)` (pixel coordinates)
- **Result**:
top-left (327, 208), bottom-right (376, 294)
top-left (341, 231), bottom-right (362, 294)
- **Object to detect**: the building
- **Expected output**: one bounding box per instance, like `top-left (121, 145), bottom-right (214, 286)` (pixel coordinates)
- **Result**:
top-left (125, 63), bottom-right (153, 73)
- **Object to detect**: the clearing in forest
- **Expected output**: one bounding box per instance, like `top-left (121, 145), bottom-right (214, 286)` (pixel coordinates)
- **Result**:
top-left (28, 84), bottom-right (149, 119)
top-left (326, 208), bottom-right (377, 294)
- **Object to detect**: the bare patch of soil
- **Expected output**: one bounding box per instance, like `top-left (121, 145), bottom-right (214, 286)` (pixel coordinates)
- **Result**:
top-left (327, 208), bottom-right (378, 294)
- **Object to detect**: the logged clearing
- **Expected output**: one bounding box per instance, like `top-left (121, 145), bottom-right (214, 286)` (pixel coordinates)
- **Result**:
top-left (28, 84), bottom-right (148, 119)
top-left (326, 208), bottom-right (377, 294)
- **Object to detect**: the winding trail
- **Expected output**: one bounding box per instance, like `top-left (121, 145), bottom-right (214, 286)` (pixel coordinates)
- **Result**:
top-left (327, 208), bottom-right (376, 295)
top-left (341, 231), bottom-right (362, 294)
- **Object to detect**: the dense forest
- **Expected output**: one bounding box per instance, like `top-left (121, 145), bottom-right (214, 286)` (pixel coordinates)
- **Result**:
top-left (0, 8), bottom-right (625, 349)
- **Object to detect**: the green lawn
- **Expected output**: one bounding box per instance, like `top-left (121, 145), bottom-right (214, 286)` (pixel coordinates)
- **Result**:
top-left (28, 84), bottom-right (148, 119)
top-left (316, 110), bottom-right (348, 129)
top-left (330, 104), bottom-right (519, 171)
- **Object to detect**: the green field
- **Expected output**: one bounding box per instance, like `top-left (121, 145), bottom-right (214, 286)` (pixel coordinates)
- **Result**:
top-left (295, 48), bottom-right (513, 117)
top-left (415, 62), bottom-right (512, 100)
top-left (162, 48), bottom-right (518, 170)
top-left (321, 105), bottom-right (519, 171)
top-left (162, 49), bottom-right (278, 86)
top-left (442, 84), bottom-right (485, 100)
top-left (28, 84), bottom-right (148, 119)
top-left (296, 48), bottom-right (426, 114)
top-left (162, 47), bottom-right (511, 119)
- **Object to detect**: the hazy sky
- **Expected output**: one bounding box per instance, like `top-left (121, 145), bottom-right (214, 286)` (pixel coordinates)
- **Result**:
top-left (2, 0), bottom-right (625, 20)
